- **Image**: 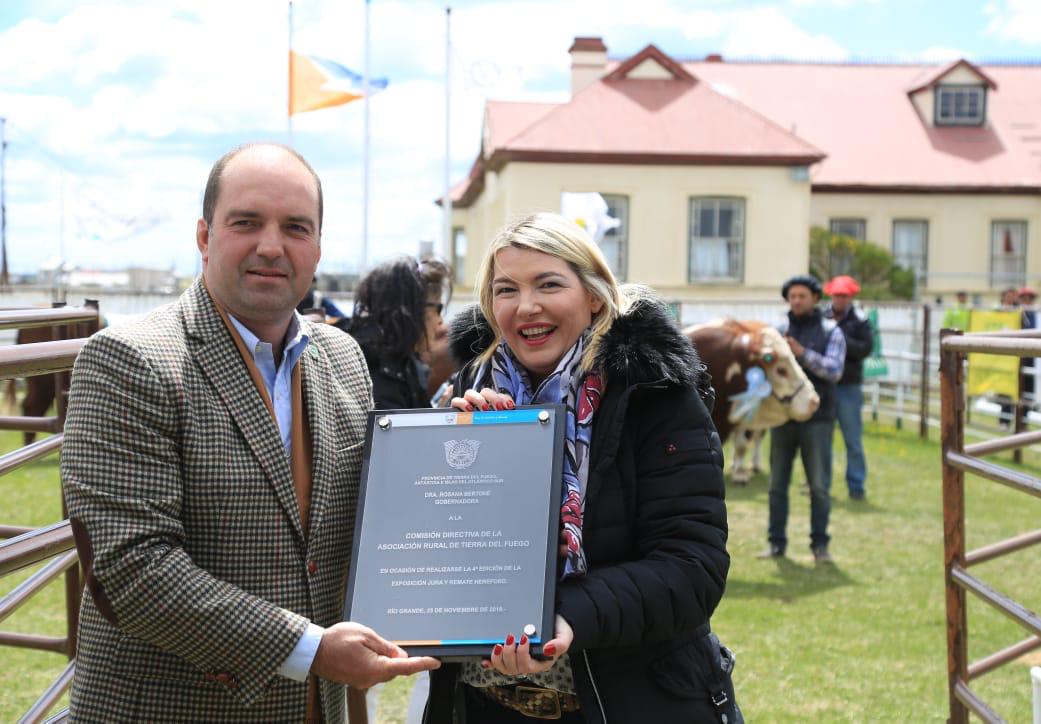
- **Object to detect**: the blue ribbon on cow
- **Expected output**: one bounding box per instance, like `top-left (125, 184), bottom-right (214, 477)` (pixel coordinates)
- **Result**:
top-left (730, 367), bottom-right (772, 424)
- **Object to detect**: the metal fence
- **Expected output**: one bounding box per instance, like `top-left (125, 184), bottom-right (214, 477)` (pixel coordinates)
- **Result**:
top-left (940, 327), bottom-right (1041, 723)
top-left (0, 302), bottom-right (100, 724)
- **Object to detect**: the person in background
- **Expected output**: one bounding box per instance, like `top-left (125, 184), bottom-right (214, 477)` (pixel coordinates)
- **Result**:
top-left (344, 256), bottom-right (452, 409)
top-left (995, 287), bottom-right (1023, 427)
top-left (297, 276), bottom-right (348, 320)
top-left (824, 275), bottom-right (873, 501)
top-left (941, 290), bottom-right (972, 331)
top-left (761, 274), bottom-right (846, 564)
top-left (1018, 286), bottom-right (1038, 419)
top-left (1000, 286), bottom-right (1019, 308)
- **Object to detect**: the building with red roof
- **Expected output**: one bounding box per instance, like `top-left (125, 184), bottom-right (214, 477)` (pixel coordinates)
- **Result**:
top-left (445, 38), bottom-right (1041, 299)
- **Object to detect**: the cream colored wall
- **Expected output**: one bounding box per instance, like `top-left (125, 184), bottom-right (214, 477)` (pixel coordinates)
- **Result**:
top-left (452, 161), bottom-right (812, 301)
top-left (909, 89), bottom-right (933, 124)
top-left (569, 50), bottom-right (608, 95)
top-left (943, 66), bottom-right (986, 85)
top-left (811, 193), bottom-right (1041, 294)
top-left (627, 58), bottom-right (673, 80)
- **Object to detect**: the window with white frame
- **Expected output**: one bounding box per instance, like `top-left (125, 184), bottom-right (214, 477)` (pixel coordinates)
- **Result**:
top-left (990, 221), bottom-right (1027, 287)
top-left (936, 85), bottom-right (986, 126)
top-left (689, 197), bottom-right (744, 282)
top-left (452, 227), bottom-right (467, 285)
top-left (892, 220), bottom-right (929, 281)
top-left (829, 218), bottom-right (866, 241)
top-left (599, 194), bottom-right (628, 281)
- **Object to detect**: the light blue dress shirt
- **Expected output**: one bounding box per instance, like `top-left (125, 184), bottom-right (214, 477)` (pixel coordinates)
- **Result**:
top-left (226, 313), bottom-right (324, 682)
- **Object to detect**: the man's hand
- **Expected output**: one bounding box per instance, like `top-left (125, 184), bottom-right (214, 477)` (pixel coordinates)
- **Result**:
top-left (785, 335), bottom-right (805, 358)
top-left (311, 622), bottom-right (439, 689)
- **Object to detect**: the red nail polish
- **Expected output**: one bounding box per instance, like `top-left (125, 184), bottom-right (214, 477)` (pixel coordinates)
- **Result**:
top-left (493, 644), bottom-right (503, 656)
top-left (505, 634), bottom-right (515, 646)
top-left (481, 660), bottom-right (491, 669)
top-left (543, 643), bottom-right (556, 656)
top-left (506, 400), bottom-right (515, 409)
top-left (519, 635), bottom-right (528, 646)
top-left (465, 403), bottom-right (474, 412)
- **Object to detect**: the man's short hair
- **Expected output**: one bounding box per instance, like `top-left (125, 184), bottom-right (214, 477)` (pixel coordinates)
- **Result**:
top-left (202, 142), bottom-right (324, 231)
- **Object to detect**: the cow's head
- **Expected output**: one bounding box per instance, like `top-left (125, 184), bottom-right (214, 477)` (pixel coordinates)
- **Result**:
top-left (727, 326), bottom-right (819, 429)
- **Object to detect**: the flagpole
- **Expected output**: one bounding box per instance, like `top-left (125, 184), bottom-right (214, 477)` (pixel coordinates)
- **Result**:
top-left (0, 116), bottom-right (8, 290)
top-left (442, 5), bottom-right (452, 261)
top-left (361, 0), bottom-right (371, 273)
top-left (287, 1), bottom-right (294, 145)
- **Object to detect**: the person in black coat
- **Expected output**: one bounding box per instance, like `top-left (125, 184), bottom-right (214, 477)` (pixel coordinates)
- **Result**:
top-left (823, 275), bottom-right (873, 500)
top-left (340, 257), bottom-right (451, 409)
top-left (424, 212), bottom-right (735, 724)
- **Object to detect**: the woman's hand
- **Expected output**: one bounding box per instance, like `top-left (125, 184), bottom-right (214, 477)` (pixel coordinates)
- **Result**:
top-left (449, 388), bottom-right (515, 412)
top-left (482, 615), bottom-right (574, 676)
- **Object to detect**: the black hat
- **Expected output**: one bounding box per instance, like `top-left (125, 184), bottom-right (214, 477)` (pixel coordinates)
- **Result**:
top-left (781, 274), bottom-right (822, 300)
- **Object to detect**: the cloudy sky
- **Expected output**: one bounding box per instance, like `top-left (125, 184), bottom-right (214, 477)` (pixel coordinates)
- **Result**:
top-left (0, 0), bottom-right (1038, 277)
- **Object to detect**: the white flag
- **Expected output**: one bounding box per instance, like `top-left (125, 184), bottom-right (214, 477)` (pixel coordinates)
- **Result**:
top-left (560, 192), bottom-right (620, 244)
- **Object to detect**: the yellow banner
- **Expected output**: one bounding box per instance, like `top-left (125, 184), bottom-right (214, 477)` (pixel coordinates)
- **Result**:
top-left (966, 310), bottom-right (1021, 398)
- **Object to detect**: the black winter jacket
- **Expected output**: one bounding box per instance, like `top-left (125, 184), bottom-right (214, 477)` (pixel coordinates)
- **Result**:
top-left (426, 298), bottom-right (731, 724)
top-left (825, 304), bottom-right (874, 385)
top-left (341, 317), bottom-right (430, 409)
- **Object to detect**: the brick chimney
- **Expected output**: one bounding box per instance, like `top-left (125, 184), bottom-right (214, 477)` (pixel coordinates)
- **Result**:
top-left (569, 37), bottom-right (607, 96)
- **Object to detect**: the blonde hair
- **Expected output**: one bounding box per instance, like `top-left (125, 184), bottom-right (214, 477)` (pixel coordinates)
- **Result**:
top-left (473, 212), bottom-right (643, 373)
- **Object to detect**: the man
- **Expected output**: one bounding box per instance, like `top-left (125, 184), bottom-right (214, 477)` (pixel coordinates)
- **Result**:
top-left (62, 143), bottom-right (438, 722)
top-left (1000, 286), bottom-right (1020, 309)
top-left (941, 290), bottom-right (972, 331)
top-left (760, 274), bottom-right (846, 564)
top-left (1018, 287), bottom-right (1038, 418)
top-left (824, 275), bottom-right (873, 501)
top-left (995, 287), bottom-right (1023, 427)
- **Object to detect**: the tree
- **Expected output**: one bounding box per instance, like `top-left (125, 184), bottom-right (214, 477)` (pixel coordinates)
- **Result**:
top-left (809, 227), bottom-right (914, 300)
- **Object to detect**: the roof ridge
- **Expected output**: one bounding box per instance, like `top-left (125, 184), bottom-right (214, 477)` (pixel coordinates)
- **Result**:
top-left (671, 56), bottom-right (1041, 67)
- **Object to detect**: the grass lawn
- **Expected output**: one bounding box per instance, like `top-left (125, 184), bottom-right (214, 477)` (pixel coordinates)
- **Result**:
top-left (3, 424), bottom-right (1040, 722)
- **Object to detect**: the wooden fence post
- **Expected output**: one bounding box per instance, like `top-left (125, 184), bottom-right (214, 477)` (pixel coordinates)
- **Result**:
top-left (941, 328), bottom-right (968, 724)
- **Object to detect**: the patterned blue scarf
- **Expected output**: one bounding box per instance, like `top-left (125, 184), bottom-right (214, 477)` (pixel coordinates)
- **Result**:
top-left (479, 333), bottom-right (602, 578)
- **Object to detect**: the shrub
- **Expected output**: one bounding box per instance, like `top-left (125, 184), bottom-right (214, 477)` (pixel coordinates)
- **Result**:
top-left (809, 226), bottom-right (914, 300)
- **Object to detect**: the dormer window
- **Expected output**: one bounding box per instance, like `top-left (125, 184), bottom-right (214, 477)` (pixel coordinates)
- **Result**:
top-left (936, 85), bottom-right (986, 126)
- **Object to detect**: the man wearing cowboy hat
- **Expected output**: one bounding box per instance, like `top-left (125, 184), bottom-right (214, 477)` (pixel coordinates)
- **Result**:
top-left (824, 275), bottom-right (874, 501)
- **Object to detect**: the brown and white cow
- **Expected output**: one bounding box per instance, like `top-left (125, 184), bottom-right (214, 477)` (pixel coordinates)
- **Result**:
top-left (686, 318), bottom-right (819, 484)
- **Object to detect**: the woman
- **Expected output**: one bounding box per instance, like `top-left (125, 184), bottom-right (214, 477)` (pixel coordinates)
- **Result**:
top-left (425, 213), bottom-right (735, 723)
top-left (343, 256), bottom-right (451, 409)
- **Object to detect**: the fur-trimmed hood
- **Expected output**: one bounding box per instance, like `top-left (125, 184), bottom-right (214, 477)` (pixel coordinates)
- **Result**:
top-left (447, 297), bottom-right (712, 399)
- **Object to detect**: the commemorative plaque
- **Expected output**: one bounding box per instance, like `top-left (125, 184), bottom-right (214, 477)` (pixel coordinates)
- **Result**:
top-left (343, 405), bottom-right (565, 658)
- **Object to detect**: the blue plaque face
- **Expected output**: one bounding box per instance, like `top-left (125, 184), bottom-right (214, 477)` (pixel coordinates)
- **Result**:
top-left (343, 406), bottom-right (565, 658)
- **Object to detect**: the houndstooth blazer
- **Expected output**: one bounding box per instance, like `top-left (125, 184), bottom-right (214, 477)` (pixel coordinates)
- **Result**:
top-left (62, 278), bottom-right (372, 722)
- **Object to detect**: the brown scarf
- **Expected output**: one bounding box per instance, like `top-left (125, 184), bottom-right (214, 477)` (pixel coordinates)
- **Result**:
top-left (213, 305), bottom-right (314, 536)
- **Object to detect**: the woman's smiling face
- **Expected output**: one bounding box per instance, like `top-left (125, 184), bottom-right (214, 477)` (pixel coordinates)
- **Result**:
top-left (491, 246), bottom-right (603, 380)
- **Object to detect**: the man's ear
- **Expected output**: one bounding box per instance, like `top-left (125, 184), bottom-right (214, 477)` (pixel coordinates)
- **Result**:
top-left (196, 218), bottom-right (210, 265)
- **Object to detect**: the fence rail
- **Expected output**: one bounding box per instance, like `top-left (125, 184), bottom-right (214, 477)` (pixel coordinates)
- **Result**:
top-left (0, 302), bottom-right (100, 724)
top-left (941, 326), bottom-right (1041, 723)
